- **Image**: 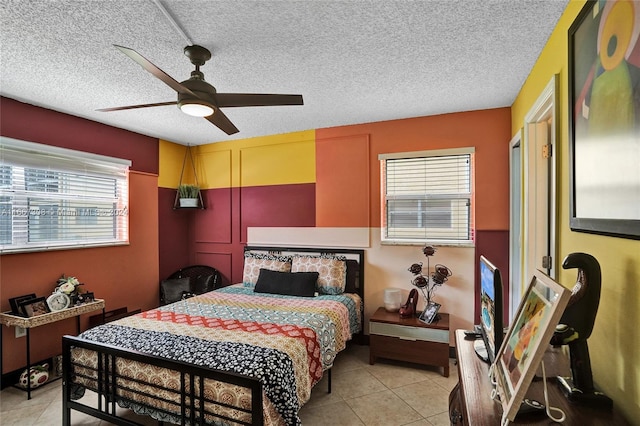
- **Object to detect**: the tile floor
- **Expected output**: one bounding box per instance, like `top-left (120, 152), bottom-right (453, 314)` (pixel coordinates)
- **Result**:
top-left (0, 344), bottom-right (458, 425)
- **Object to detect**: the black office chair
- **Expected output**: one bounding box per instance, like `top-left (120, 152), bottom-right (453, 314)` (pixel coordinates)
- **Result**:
top-left (160, 265), bottom-right (222, 305)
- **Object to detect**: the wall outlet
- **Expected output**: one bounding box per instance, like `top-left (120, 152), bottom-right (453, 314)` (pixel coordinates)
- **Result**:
top-left (15, 326), bottom-right (26, 338)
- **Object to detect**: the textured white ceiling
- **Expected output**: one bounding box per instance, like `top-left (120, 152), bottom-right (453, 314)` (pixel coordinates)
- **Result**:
top-left (0, 0), bottom-right (569, 145)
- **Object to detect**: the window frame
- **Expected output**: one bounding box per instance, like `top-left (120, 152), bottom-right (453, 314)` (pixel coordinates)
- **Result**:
top-left (0, 137), bottom-right (131, 254)
top-left (379, 147), bottom-right (475, 246)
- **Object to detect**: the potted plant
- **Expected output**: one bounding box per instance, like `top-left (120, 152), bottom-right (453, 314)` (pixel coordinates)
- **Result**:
top-left (178, 184), bottom-right (200, 207)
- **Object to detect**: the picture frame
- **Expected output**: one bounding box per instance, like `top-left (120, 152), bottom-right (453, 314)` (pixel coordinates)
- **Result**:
top-left (9, 294), bottom-right (36, 316)
top-left (419, 301), bottom-right (441, 324)
top-left (19, 297), bottom-right (50, 317)
top-left (76, 292), bottom-right (95, 304)
top-left (568, 0), bottom-right (640, 240)
top-left (493, 270), bottom-right (571, 423)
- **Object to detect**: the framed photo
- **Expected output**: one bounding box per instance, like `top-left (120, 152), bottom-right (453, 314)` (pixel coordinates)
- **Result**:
top-left (419, 301), bottom-right (441, 324)
top-left (9, 294), bottom-right (36, 316)
top-left (76, 292), bottom-right (95, 304)
top-left (493, 270), bottom-right (571, 423)
top-left (19, 297), bottom-right (50, 317)
top-left (568, 0), bottom-right (640, 239)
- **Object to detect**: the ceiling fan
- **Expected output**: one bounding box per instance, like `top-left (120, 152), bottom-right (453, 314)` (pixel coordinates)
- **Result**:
top-left (98, 45), bottom-right (303, 135)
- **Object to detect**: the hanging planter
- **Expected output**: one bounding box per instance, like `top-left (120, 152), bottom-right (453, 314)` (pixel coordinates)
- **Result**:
top-left (178, 184), bottom-right (200, 207)
top-left (173, 145), bottom-right (205, 209)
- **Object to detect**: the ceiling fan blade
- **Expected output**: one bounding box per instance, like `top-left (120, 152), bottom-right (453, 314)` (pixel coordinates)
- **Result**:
top-left (97, 101), bottom-right (177, 112)
top-left (114, 45), bottom-right (196, 97)
top-left (205, 109), bottom-right (239, 135)
top-left (215, 93), bottom-right (303, 108)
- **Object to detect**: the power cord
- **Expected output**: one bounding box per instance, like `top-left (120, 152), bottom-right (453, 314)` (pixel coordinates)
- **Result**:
top-left (541, 361), bottom-right (566, 423)
top-left (492, 361), bottom-right (566, 424)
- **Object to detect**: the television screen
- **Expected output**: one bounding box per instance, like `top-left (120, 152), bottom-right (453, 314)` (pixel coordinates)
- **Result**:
top-left (475, 255), bottom-right (504, 364)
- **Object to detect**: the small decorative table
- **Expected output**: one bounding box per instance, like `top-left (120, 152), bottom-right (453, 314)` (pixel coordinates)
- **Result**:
top-left (0, 299), bottom-right (105, 399)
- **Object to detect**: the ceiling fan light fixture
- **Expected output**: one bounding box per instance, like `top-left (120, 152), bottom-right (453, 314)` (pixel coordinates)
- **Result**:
top-left (179, 100), bottom-right (214, 117)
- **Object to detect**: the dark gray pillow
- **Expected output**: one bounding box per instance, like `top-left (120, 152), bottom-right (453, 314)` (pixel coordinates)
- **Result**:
top-left (254, 269), bottom-right (318, 297)
top-left (160, 277), bottom-right (191, 304)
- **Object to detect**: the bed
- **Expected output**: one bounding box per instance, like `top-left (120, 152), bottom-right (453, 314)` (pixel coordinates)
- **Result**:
top-left (62, 246), bottom-right (364, 425)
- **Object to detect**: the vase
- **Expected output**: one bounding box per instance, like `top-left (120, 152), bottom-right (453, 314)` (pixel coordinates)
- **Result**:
top-left (383, 288), bottom-right (402, 312)
top-left (18, 363), bottom-right (49, 389)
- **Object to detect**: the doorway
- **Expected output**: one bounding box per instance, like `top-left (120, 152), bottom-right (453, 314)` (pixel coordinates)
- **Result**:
top-left (510, 75), bottom-right (558, 322)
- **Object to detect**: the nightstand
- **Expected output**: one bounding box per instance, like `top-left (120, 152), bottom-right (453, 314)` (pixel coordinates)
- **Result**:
top-left (369, 306), bottom-right (450, 377)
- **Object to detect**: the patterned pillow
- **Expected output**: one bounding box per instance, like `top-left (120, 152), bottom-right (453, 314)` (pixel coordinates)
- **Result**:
top-left (291, 254), bottom-right (347, 295)
top-left (242, 252), bottom-right (292, 285)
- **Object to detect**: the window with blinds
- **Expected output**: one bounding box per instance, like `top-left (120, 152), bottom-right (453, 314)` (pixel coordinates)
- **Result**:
top-left (0, 137), bottom-right (131, 254)
top-left (380, 148), bottom-right (474, 244)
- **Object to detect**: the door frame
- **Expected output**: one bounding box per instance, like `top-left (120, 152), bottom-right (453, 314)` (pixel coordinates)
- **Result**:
top-left (520, 74), bottom-right (558, 287)
top-left (508, 130), bottom-right (522, 323)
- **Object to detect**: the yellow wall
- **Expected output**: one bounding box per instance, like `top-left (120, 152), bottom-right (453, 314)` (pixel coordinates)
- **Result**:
top-left (158, 140), bottom-right (188, 188)
top-left (511, 1), bottom-right (640, 420)
top-left (159, 131), bottom-right (316, 189)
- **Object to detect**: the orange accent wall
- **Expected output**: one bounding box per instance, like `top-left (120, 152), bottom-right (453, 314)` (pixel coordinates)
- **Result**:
top-left (1, 172), bottom-right (159, 373)
top-left (316, 134), bottom-right (371, 227)
top-left (0, 99), bottom-right (159, 374)
top-left (316, 108), bottom-right (512, 231)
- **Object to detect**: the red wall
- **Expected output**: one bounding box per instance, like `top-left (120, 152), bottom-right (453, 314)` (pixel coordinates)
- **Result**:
top-left (1, 98), bottom-right (158, 175)
top-left (1, 97), bottom-right (160, 373)
top-left (159, 181), bottom-right (316, 286)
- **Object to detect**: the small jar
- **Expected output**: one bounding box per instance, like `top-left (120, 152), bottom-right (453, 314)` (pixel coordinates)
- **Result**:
top-left (383, 288), bottom-right (402, 312)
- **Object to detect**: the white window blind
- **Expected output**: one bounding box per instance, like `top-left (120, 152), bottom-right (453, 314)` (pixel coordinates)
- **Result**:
top-left (0, 137), bottom-right (131, 254)
top-left (380, 148), bottom-right (474, 244)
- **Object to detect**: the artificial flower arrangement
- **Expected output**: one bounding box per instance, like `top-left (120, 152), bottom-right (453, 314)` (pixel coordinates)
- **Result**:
top-left (56, 275), bottom-right (82, 295)
top-left (407, 245), bottom-right (453, 305)
top-left (54, 274), bottom-right (94, 306)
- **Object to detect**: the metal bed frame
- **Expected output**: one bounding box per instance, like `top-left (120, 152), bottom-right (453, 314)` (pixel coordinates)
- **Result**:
top-left (62, 245), bottom-right (365, 425)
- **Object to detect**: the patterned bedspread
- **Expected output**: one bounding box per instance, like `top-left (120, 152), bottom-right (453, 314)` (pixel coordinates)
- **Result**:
top-left (73, 284), bottom-right (362, 425)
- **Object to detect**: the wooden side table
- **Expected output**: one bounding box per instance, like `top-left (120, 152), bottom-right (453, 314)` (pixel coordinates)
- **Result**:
top-left (0, 299), bottom-right (105, 399)
top-left (369, 306), bottom-right (450, 377)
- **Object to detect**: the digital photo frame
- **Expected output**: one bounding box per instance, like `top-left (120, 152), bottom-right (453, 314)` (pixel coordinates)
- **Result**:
top-left (493, 270), bottom-right (571, 423)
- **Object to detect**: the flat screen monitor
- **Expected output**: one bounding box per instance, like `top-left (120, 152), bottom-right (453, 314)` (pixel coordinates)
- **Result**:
top-left (475, 255), bottom-right (504, 364)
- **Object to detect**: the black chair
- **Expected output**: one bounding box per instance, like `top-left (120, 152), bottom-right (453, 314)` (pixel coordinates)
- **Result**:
top-left (160, 265), bottom-right (222, 305)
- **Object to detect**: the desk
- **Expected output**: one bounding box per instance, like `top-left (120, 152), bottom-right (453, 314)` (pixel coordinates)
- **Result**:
top-left (0, 300), bottom-right (105, 399)
top-left (449, 330), bottom-right (629, 425)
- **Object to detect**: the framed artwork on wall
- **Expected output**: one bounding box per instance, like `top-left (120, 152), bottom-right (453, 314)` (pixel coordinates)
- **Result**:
top-left (568, 0), bottom-right (640, 240)
top-left (492, 270), bottom-right (571, 423)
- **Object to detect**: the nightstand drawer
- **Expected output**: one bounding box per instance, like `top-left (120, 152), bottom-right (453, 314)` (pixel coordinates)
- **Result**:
top-left (370, 321), bottom-right (449, 343)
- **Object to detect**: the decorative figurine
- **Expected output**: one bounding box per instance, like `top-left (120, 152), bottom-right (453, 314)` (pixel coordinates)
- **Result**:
top-left (551, 252), bottom-right (613, 410)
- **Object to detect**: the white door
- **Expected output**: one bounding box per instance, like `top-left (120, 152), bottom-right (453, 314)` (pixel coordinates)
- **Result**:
top-left (513, 75), bottom-right (557, 322)
top-left (525, 120), bottom-right (552, 280)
